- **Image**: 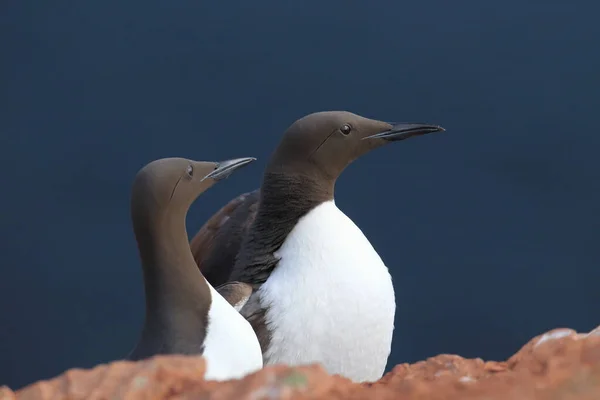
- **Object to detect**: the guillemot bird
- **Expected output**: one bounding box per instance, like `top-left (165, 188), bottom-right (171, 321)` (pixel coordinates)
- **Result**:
top-left (189, 111), bottom-right (445, 382)
top-left (127, 156), bottom-right (263, 381)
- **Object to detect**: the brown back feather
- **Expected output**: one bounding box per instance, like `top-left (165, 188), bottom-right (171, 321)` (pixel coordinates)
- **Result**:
top-left (189, 190), bottom-right (260, 286)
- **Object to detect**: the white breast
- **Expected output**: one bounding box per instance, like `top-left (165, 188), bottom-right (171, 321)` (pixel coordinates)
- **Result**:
top-left (201, 283), bottom-right (263, 381)
top-left (258, 200), bottom-right (396, 383)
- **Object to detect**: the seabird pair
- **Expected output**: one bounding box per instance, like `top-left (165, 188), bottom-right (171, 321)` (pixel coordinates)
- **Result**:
top-left (126, 111), bottom-right (444, 382)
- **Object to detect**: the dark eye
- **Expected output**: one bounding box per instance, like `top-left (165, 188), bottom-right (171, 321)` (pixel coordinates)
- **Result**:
top-left (340, 124), bottom-right (352, 135)
top-left (186, 165), bottom-right (194, 177)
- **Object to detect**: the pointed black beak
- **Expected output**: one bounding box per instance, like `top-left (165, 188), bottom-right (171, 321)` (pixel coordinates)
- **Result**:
top-left (203, 157), bottom-right (256, 181)
top-left (363, 123), bottom-right (445, 142)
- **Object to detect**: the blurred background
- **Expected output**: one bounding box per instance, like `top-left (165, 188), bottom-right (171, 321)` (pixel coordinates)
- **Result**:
top-left (1, 0), bottom-right (599, 389)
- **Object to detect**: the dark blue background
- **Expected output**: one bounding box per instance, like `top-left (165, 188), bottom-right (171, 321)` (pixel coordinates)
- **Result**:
top-left (1, 0), bottom-right (599, 389)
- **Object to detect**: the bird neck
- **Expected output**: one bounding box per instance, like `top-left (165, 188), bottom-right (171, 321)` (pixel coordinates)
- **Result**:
top-left (132, 206), bottom-right (210, 330)
top-left (233, 171), bottom-right (336, 286)
top-left (260, 170), bottom-right (335, 218)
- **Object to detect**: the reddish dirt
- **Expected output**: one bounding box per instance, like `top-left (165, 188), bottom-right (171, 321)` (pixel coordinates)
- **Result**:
top-left (3, 325), bottom-right (600, 400)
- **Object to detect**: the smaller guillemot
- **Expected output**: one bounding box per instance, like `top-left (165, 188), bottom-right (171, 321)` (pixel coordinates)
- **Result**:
top-left (189, 111), bottom-right (445, 382)
top-left (127, 156), bottom-right (263, 381)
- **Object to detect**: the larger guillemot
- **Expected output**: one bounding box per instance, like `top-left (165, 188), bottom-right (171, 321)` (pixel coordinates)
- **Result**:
top-left (127, 156), bottom-right (263, 381)
top-left (189, 111), bottom-right (445, 382)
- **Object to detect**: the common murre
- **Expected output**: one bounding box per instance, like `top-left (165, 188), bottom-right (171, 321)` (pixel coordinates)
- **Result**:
top-left (127, 157), bottom-right (263, 381)
top-left (189, 111), bottom-right (445, 382)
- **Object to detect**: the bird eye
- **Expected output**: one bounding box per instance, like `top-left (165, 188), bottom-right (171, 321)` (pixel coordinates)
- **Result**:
top-left (186, 165), bottom-right (194, 177)
top-left (340, 124), bottom-right (352, 135)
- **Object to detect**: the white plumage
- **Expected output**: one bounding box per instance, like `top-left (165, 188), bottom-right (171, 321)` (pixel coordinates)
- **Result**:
top-left (202, 283), bottom-right (263, 381)
top-left (258, 200), bottom-right (396, 382)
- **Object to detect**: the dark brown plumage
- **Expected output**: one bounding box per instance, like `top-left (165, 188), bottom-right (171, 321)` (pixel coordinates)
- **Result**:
top-left (190, 190), bottom-right (260, 286)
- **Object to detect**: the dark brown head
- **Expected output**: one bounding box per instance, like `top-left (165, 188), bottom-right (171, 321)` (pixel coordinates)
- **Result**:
top-left (267, 111), bottom-right (445, 181)
top-left (131, 157), bottom-right (256, 225)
